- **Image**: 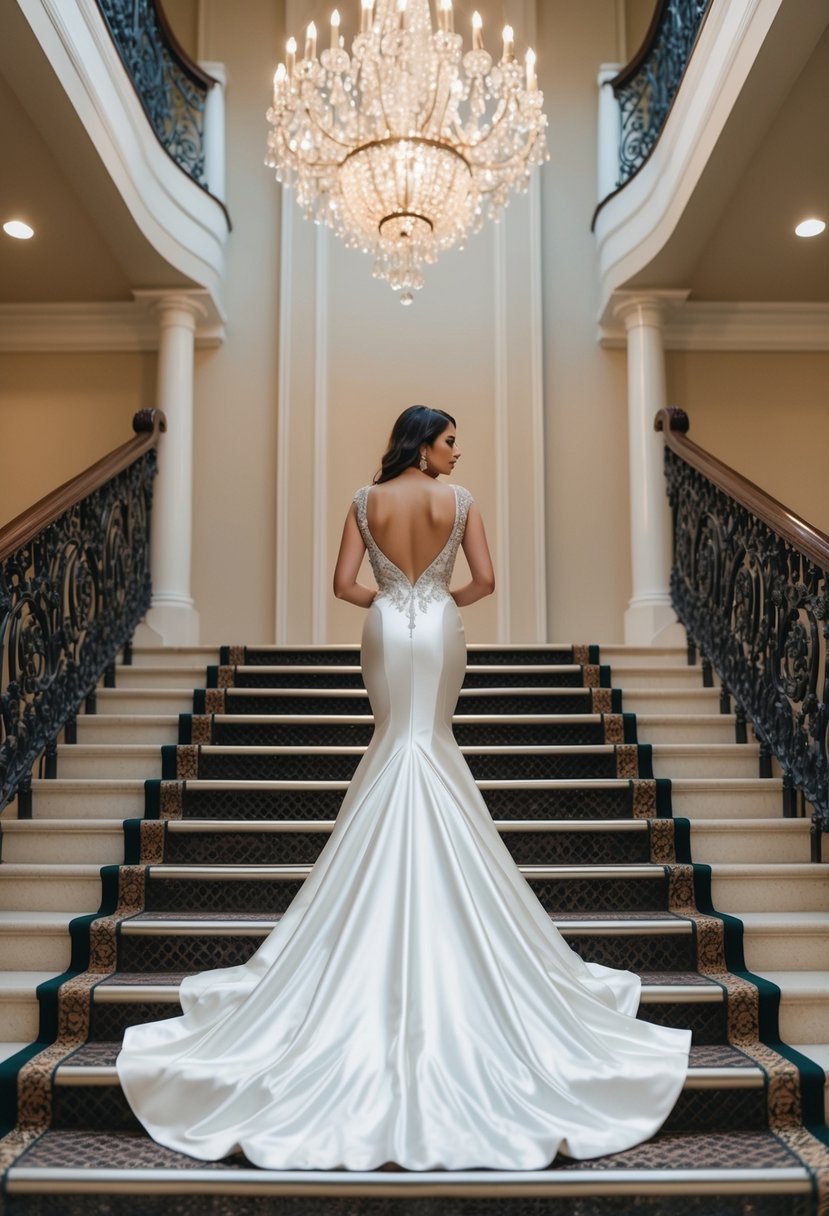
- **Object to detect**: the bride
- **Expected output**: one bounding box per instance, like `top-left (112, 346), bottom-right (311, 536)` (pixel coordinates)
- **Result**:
top-left (117, 405), bottom-right (691, 1170)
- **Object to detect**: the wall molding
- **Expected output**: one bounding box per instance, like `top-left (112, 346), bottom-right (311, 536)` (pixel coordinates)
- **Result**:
top-left (493, 219), bottom-right (511, 644)
top-left (0, 293), bottom-right (225, 352)
top-left (599, 300), bottom-right (829, 352)
top-left (274, 202), bottom-right (293, 645)
top-left (312, 225), bottom-right (329, 644)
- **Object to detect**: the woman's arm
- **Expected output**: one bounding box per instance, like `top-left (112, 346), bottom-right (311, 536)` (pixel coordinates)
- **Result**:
top-left (333, 504), bottom-right (376, 608)
top-left (452, 503), bottom-right (495, 607)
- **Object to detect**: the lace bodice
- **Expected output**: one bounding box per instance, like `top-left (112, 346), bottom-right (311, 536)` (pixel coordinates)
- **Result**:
top-left (354, 483), bottom-right (473, 632)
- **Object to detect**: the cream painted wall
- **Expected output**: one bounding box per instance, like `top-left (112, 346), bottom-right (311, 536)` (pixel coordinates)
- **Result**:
top-left (667, 351), bottom-right (829, 534)
top-left (538, 2), bottom-right (631, 643)
top-left (0, 352), bottom-right (155, 526)
top-left (188, 0), bottom-right (283, 643)
top-left (7, 0), bottom-right (825, 648)
top-left (275, 0), bottom-right (547, 647)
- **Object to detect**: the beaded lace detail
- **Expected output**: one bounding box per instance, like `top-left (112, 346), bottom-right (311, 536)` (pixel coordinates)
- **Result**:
top-left (354, 484), bottom-right (473, 633)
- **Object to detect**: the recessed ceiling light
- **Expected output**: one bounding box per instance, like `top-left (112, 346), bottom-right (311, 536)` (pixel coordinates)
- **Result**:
top-left (795, 218), bottom-right (826, 238)
top-left (3, 219), bottom-right (34, 240)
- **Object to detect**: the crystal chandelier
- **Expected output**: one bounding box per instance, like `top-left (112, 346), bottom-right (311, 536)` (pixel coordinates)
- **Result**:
top-left (266, 0), bottom-right (548, 302)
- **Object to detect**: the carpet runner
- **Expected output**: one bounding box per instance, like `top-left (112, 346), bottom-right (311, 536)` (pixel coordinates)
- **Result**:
top-left (0, 644), bottom-right (827, 1214)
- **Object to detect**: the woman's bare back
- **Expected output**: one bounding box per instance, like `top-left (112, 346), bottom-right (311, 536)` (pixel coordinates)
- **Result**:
top-left (365, 476), bottom-right (457, 586)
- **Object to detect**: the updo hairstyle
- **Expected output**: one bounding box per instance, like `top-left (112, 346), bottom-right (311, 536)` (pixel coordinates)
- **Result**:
top-left (374, 405), bottom-right (457, 484)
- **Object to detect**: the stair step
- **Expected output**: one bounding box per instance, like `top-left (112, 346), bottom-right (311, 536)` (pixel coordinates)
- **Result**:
top-left (610, 667), bottom-right (719, 691)
top-left (0, 911), bottom-right (82, 969)
top-left (0, 820), bottom-right (126, 864)
top-left (597, 645), bottom-right (689, 669)
top-left (624, 690), bottom-right (723, 714)
top-left (635, 714), bottom-right (740, 743)
top-left (739, 912), bottom-right (829, 971)
top-left (53, 1046), bottom-right (760, 1086)
top-left (710, 863), bottom-right (829, 912)
top-left (759, 971), bottom-right (829, 1043)
top-left (0, 971), bottom-right (60, 1040)
top-left (119, 647), bottom-right (220, 669)
top-left (159, 818), bottom-right (657, 870)
top-left (73, 715), bottom-right (180, 745)
top-left (102, 667), bottom-right (212, 690)
top-left (28, 776), bottom-right (783, 820)
top-left (5, 1127), bottom-right (811, 1207)
top-left (0, 865), bottom-right (105, 911)
top-left (688, 818), bottom-right (812, 864)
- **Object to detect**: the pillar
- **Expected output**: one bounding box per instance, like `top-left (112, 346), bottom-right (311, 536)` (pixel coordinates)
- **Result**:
top-left (144, 293), bottom-right (204, 644)
top-left (614, 292), bottom-right (687, 646)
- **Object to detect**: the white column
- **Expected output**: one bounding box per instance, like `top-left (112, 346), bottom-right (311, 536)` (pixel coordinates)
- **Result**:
top-left (145, 293), bottom-right (204, 644)
top-left (596, 63), bottom-right (622, 204)
top-left (614, 292), bottom-right (687, 646)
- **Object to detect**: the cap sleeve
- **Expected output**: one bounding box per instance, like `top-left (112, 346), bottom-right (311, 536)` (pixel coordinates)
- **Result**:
top-left (455, 485), bottom-right (474, 536)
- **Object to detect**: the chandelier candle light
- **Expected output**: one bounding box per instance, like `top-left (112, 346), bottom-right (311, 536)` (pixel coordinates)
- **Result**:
top-left (266, 0), bottom-right (548, 302)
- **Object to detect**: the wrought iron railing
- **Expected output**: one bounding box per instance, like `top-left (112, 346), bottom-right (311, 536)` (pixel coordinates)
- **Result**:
top-left (656, 408), bottom-right (829, 857)
top-left (0, 410), bottom-right (165, 816)
top-left (611, 0), bottom-right (712, 189)
top-left (96, 0), bottom-right (216, 188)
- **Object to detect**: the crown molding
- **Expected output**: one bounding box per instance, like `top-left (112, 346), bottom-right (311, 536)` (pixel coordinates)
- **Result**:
top-left (599, 300), bottom-right (829, 351)
top-left (0, 291), bottom-right (226, 352)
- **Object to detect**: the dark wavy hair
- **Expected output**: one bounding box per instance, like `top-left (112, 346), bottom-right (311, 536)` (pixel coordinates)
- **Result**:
top-left (374, 406), bottom-right (457, 484)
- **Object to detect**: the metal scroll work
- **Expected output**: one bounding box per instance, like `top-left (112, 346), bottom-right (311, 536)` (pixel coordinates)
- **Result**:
top-left (614, 0), bottom-right (711, 187)
top-left (660, 413), bottom-right (829, 844)
top-left (96, 0), bottom-right (211, 187)
top-left (0, 421), bottom-right (159, 814)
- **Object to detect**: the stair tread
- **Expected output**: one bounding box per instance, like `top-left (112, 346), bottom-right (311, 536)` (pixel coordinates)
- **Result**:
top-left (164, 818), bottom-right (650, 833)
top-left (6, 1128), bottom-right (808, 1189)
top-left (120, 909), bottom-right (691, 932)
top-left (754, 971), bottom-right (829, 994)
top-left (54, 1041), bottom-right (758, 1075)
top-left (0, 971), bottom-right (62, 993)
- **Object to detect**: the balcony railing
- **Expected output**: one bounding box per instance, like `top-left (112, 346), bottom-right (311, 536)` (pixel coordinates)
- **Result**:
top-left (0, 410), bottom-right (165, 816)
top-left (96, 0), bottom-right (217, 189)
top-left (656, 408), bottom-right (829, 859)
top-left (595, 0), bottom-right (713, 209)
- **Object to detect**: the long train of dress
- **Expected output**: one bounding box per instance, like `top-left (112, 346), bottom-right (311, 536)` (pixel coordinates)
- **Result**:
top-left (117, 484), bottom-right (691, 1170)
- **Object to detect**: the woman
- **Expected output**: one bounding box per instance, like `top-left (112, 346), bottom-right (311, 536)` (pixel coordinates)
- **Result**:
top-left (117, 406), bottom-right (690, 1170)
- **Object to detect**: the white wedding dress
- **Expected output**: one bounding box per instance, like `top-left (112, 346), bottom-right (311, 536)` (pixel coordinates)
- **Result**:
top-left (117, 483), bottom-right (691, 1170)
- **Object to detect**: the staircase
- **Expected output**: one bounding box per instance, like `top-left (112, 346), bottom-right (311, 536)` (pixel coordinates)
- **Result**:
top-left (0, 642), bottom-right (828, 1214)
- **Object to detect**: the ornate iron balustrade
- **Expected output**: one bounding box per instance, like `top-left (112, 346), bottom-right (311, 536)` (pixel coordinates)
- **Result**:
top-left (656, 408), bottom-right (829, 856)
top-left (96, 0), bottom-right (215, 187)
top-left (0, 410), bottom-right (165, 815)
top-left (612, 0), bottom-right (712, 188)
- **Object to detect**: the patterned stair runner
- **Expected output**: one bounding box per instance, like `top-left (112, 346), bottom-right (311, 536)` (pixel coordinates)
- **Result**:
top-left (0, 644), bottom-right (827, 1214)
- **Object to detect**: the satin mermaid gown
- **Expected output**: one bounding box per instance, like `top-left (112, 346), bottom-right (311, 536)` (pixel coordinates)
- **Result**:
top-left (117, 483), bottom-right (691, 1170)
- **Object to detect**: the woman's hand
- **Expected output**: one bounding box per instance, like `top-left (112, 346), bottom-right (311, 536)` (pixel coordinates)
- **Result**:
top-left (452, 504), bottom-right (495, 607)
top-left (333, 504), bottom-right (377, 608)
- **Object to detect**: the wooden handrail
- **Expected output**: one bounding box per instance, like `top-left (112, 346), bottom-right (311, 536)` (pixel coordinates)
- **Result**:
top-left (609, 0), bottom-right (669, 91)
top-left (153, 0), bottom-right (218, 90)
top-left (655, 407), bottom-right (829, 571)
top-left (0, 409), bottom-right (166, 563)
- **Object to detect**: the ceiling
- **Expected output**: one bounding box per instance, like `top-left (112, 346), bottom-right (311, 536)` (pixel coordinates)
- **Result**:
top-left (0, 0), bottom-right (827, 307)
top-left (687, 23), bottom-right (829, 303)
top-left (0, 0), bottom-right (198, 304)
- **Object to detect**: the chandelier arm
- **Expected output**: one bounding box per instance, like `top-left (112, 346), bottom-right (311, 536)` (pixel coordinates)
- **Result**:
top-left (419, 55), bottom-right (451, 136)
top-left (301, 103), bottom-right (356, 155)
top-left (452, 95), bottom-right (514, 153)
top-left (366, 54), bottom-right (396, 142)
top-left (472, 139), bottom-right (542, 175)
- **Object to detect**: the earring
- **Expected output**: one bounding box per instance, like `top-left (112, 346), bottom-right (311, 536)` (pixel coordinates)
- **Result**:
top-left (419, 454), bottom-right (428, 472)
